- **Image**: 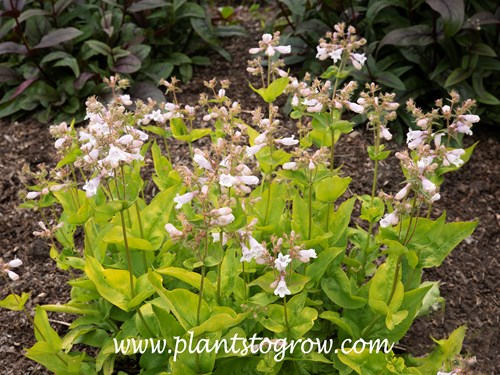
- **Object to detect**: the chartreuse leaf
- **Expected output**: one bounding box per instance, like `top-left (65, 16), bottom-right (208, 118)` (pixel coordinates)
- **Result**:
top-left (34, 306), bottom-right (62, 350)
top-left (413, 325), bottom-right (466, 373)
top-left (321, 268), bottom-right (367, 309)
top-left (315, 176), bottom-right (351, 203)
top-left (369, 254), bottom-right (407, 330)
top-left (250, 77), bottom-right (289, 103)
top-left (261, 293), bottom-right (318, 339)
top-left (85, 256), bottom-right (133, 311)
top-left (306, 247), bottom-right (344, 284)
top-left (320, 311), bottom-right (359, 337)
top-left (338, 349), bottom-right (422, 374)
top-left (220, 247), bottom-right (239, 297)
top-left (0, 292), bottom-right (30, 311)
top-left (359, 195), bottom-right (385, 224)
top-left (155, 266), bottom-right (216, 302)
top-left (26, 341), bottom-right (85, 375)
top-left (148, 270), bottom-right (210, 331)
top-left (367, 144), bottom-right (391, 161)
top-left (329, 197), bottom-right (355, 247)
top-left (191, 308), bottom-right (248, 337)
top-left (252, 181), bottom-right (286, 232)
top-left (132, 184), bottom-right (180, 249)
top-left (103, 225), bottom-right (155, 251)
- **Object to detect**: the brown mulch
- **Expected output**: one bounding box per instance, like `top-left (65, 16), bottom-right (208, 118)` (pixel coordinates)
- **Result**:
top-left (1, 8), bottom-right (499, 375)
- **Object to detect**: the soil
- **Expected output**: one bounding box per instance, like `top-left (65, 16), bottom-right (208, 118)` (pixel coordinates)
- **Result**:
top-left (0, 8), bottom-right (499, 375)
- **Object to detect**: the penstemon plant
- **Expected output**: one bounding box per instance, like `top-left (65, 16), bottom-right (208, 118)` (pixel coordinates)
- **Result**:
top-left (1, 23), bottom-right (479, 375)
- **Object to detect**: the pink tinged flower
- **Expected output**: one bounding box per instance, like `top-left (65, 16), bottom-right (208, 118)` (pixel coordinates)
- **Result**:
top-left (193, 154), bottom-right (214, 172)
top-left (443, 149), bottom-right (465, 167)
top-left (430, 193), bottom-right (441, 202)
top-left (421, 177), bottom-right (436, 193)
top-left (395, 183), bottom-right (411, 200)
top-left (380, 211), bottom-right (399, 228)
top-left (277, 69), bottom-right (288, 77)
top-left (238, 175), bottom-right (259, 185)
top-left (26, 192), bottom-right (41, 200)
top-left (254, 131), bottom-right (268, 145)
top-left (461, 114), bottom-right (480, 123)
top-left (291, 94), bottom-right (299, 107)
top-left (380, 125), bottom-right (392, 141)
top-left (106, 145), bottom-right (130, 168)
top-left (218, 88), bottom-right (226, 97)
top-left (455, 121), bottom-right (473, 135)
top-left (50, 184), bottom-right (66, 192)
top-left (211, 207), bottom-right (232, 216)
top-left (282, 162), bottom-right (298, 170)
top-left (417, 156), bottom-right (435, 171)
top-left (212, 232), bottom-right (228, 246)
top-left (219, 174), bottom-right (237, 187)
top-left (275, 45), bottom-right (291, 54)
top-left (434, 133), bottom-right (443, 147)
top-left (308, 160), bottom-right (315, 170)
top-left (165, 223), bottom-right (183, 238)
top-left (350, 53), bottom-right (367, 70)
top-left (174, 191), bottom-right (196, 209)
top-left (346, 101), bottom-right (364, 114)
top-left (117, 134), bottom-right (134, 145)
top-left (307, 102), bottom-right (323, 113)
top-left (274, 253), bottom-right (292, 272)
top-left (275, 135), bottom-right (299, 146)
top-left (54, 137), bottom-right (67, 149)
top-left (240, 243), bottom-right (254, 262)
top-left (298, 249), bottom-right (317, 263)
top-left (216, 214), bottom-right (235, 226)
top-left (119, 94), bottom-right (133, 106)
top-left (8, 259), bottom-right (22, 268)
top-left (246, 144), bottom-right (265, 157)
top-left (329, 48), bottom-right (343, 63)
top-left (316, 46), bottom-right (328, 60)
top-left (265, 45), bottom-right (275, 56)
top-left (406, 130), bottom-right (425, 149)
top-left (249, 47), bottom-right (261, 54)
top-left (441, 105), bottom-right (451, 115)
top-left (416, 118), bottom-right (429, 128)
top-left (83, 176), bottom-right (101, 198)
top-left (274, 277), bottom-right (291, 298)
top-left (262, 33), bottom-right (272, 43)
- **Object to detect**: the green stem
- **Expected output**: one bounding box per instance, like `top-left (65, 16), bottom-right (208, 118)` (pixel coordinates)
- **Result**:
top-left (308, 171), bottom-right (313, 240)
top-left (120, 210), bottom-right (135, 298)
top-left (216, 230), bottom-right (224, 300)
top-left (283, 296), bottom-right (290, 333)
top-left (197, 232), bottom-right (209, 325)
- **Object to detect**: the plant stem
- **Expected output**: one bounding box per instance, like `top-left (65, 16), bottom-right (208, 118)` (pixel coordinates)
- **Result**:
top-left (197, 231), bottom-right (209, 325)
top-left (308, 170), bottom-right (313, 240)
top-left (283, 296), bottom-right (290, 333)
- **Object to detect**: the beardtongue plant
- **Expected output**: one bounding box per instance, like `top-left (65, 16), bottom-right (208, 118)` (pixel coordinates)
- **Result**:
top-left (1, 23), bottom-right (479, 374)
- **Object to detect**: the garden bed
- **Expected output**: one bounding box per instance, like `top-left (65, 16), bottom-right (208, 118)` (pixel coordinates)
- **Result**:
top-left (0, 10), bottom-right (498, 375)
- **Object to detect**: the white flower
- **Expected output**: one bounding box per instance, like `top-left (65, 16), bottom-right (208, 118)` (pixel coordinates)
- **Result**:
top-left (240, 243), bottom-right (254, 262)
top-left (249, 236), bottom-right (266, 257)
top-left (117, 134), bottom-right (134, 145)
top-left (421, 177), bottom-right (436, 193)
top-left (26, 192), bottom-right (41, 200)
top-left (291, 94), bottom-right (299, 106)
top-left (298, 249), bottom-right (317, 263)
top-left (380, 125), bottom-right (392, 141)
top-left (174, 191), bottom-right (196, 209)
top-left (3, 258), bottom-right (22, 281)
top-left (83, 176), bottom-right (101, 198)
top-left (307, 102), bottom-right (323, 113)
top-left (105, 145), bottom-right (140, 168)
top-left (275, 45), bottom-right (291, 54)
top-left (193, 154), bottom-right (214, 172)
top-left (330, 48), bottom-right (343, 63)
top-left (275, 135), bottom-right (299, 146)
top-left (461, 114), bottom-right (480, 123)
top-left (237, 175), bottom-right (259, 185)
top-left (430, 193), bottom-right (441, 202)
top-left (350, 53), bottom-right (366, 70)
top-left (455, 121), bottom-right (473, 135)
top-left (316, 46), bottom-right (328, 60)
top-left (211, 207), bottom-right (232, 216)
top-left (117, 94), bottom-right (132, 106)
top-left (249, 47), bottom-right (261, 54)
top-left (407, 130), bottom-right (426, 149)
top-left (380, 211), bottom-right (399, 228)
top-left (282, 162), bottom-right (298, 170)
top-left (274, 253), bottom-right (292, 272)
top-left (274, 277), bottom-right (291, 298)
top-left (254, 131), bottom-right (268, 145)
top-left (443, 149), bottom-right (465, 167)
top-left (441, 105), bottom-right (451, 115)
top-left (417, 156), bottom-right (435, 171)
top-left (165, 223), bottom-right (183, 238)
top-left (54, 137), bottom-right (67, 149)
top-left (216, 214), bottom-right (235, 226)
top-left (212, 232), bottom-right (228, 246)
top-left (346, 101), bottom-right (364, 114)
top-left (246, 144), bottom-right (265, 157)
top-left (220, 173), bottom-right (237, 188)
top-left (395, 183), bottom-right (411, 200)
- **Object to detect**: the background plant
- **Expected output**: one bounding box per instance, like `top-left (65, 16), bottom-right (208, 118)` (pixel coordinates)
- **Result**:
top-left (271, 0), bottom-right (499, 133)
top-left (0, 27), bottom-right (479, 374)
top-left (0, 0), bottom-right (245, 123)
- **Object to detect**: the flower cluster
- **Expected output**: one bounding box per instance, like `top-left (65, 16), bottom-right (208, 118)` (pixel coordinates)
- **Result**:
top-left (315, 23), bottom-right (367, 69)
top-left (1, 258), bottom-right (22, 281)
top-left (379, 92), bottom-right (478, 227)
